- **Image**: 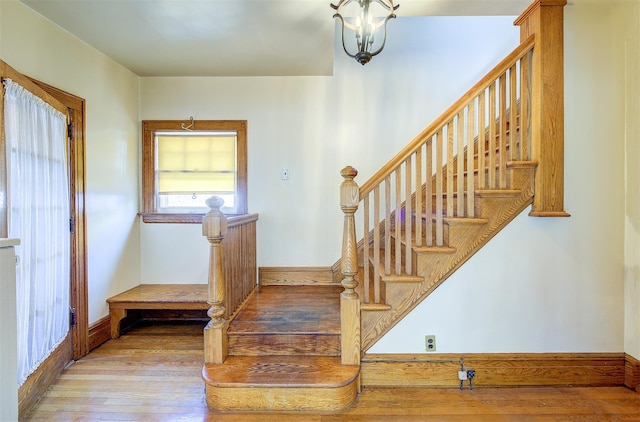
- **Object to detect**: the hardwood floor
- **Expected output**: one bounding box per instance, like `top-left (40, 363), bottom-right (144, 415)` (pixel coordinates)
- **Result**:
top-left (25, 320), bottom-right (640, 421)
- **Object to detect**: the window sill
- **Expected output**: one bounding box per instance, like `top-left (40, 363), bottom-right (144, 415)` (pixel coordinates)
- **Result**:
top-left (140, 212), bottom-right (257, 225)
top-left (140, 213), bottom-right (205, 224)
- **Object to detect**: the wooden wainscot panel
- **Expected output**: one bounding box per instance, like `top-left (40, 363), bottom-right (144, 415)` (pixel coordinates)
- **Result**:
top-left (361, 353), bottom-right (626, 388)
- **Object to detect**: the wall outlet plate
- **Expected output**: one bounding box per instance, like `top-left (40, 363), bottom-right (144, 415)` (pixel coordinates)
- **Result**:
top-left (425, 335), bottom-right (436, 352)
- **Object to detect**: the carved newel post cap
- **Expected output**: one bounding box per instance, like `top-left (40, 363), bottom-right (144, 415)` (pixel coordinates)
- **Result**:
top-left (340, 166), bottom-right (358, 180)
top-left (340, 166), bottom-right (359, 211)
top-left (202, 196), bottom-right (227, 238)
top-left (205, 195), bottom-right (225, 211)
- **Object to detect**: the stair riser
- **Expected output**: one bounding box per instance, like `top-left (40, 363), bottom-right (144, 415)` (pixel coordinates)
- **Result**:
top-left (432, 169), bottom-right (518, 195)
top-left (389, 224), bottom-right (451, 260)
top-left (359, 259), bottom-right (389, 305)
top-left (204, 383), bottom-right (358, 412)
top-left (202, 356), bottom-right (360, 411)
top-left (229, 333), bottom-right (340, 356)
top-left (387, 241), bottom-right (419, 276)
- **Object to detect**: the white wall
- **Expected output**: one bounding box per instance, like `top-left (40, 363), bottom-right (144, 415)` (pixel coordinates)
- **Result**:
top-left (1, 0), bottom-right (634, 358)
top-left (0, 0), bottom-right (141, 323)
top-left (617, 1), bottom-right (640, 360)
top-left (371, 2), bottom-right (628, 353)
top-left (139, 16), bottom-right (519, 284)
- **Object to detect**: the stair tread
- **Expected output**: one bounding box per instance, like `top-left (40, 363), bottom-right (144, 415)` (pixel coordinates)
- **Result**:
top-left (411, 213), bottom-right (490, 226)
top-left (381, 274), bottom-right (424, 283)
top-left (507, 160), bottom-right (538, 168)
top-left (443, 217), bottom-right (489, 225)
top-left (476, 189), bottom-right (521, 197)
top-left (203, 356), bottom-right (359, 388)
top-left (361, 302), bottom-right (392, 311)
top-left (413, 245), bottom-right (456, 253)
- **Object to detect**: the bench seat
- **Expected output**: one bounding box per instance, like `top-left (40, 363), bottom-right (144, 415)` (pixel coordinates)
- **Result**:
top-left (107, 284), bottom-right (209, 339)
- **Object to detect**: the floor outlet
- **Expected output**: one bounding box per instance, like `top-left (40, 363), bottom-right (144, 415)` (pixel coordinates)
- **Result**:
top-left (425, 335), bottom-right (436, 352)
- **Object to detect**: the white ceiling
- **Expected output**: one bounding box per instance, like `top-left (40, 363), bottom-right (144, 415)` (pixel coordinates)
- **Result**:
top-left (20, 0), bottom-right (537, 77)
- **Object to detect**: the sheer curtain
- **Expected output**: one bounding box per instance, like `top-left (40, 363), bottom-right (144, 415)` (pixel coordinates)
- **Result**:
top-left (2, 79), bottom-right (70, 387)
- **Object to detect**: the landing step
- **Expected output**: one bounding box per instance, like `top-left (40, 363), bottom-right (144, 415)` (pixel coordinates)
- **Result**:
top-left (228, 285), bottom-right (342, 356)
top-left (202, 356), bottom-right (359, 411)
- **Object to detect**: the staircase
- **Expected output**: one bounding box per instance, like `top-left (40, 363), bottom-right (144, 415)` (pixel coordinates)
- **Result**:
top-left (201, 0), bottom-right (568, 412)
top-left (357, 160), bottom-right (537, 352)
top-left (202, 284), bottom-right (359, 411)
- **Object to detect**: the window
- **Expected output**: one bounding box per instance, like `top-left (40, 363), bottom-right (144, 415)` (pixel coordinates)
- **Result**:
top-left (141, 120), bottom-right (247, 223)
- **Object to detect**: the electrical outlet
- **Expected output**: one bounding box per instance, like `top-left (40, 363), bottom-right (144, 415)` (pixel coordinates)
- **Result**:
top-left (281, 168), bottom-right (290, 180)
top-left (424, 335), bottom-right (436, 352)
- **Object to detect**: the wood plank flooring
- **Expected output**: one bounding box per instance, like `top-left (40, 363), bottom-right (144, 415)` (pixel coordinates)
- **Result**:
top-left (25, 320), bottom-right (640, 421)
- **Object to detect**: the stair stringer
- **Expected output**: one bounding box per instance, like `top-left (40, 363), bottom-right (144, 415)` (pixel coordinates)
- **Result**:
top-left (361, 165), bottom-right (536, 352)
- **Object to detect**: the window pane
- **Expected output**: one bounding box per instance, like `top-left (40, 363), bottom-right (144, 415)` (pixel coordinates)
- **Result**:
top-left (156, 133), bottom-right (237, 195)
top-left (141, 120), bottom-right (247, 221)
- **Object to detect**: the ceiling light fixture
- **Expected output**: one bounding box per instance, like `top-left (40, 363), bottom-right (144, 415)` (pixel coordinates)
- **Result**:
top-left (331, 0), bottom-right (399, 65)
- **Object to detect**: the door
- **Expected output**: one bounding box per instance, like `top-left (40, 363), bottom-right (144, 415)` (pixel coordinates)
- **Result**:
top-left (1, 60), bottom-right (88, 418)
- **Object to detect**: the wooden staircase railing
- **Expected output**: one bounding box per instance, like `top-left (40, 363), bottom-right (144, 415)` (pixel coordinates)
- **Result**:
top-left (339, 0), bottom-right (568, 358)
top-left (348, 36), bottom-right (535, 308)
top-left (202, 196), bottom-right (258, 364)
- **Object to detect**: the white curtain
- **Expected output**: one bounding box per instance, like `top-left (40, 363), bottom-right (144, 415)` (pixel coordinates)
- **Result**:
top-left (2, 79), bottom-right (70, 387)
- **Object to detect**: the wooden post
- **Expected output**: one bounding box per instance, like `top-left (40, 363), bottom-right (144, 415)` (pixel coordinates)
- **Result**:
top-left (202, 196), bottom-right (228, 364)
top-left (515, 0), bottom-right (570, 217)
top-left (340, 166), bottom-right (361, 366)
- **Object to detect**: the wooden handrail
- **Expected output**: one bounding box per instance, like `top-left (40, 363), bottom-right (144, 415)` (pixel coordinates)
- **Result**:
top-left (227, 213), bottom-right (259, 228)
top-left (359, 34), bottom-right (536, 198)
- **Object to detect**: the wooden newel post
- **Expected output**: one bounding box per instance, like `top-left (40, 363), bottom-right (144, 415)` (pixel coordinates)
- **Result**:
top-left (340, 166), bottom-right (361, 366)
top-left (202, 196), bottom-right (228, 364)
top-left (515, 0), bottom-right (570, 217)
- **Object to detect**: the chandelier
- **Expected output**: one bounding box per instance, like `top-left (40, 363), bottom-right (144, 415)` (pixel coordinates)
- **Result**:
top-left (331, 0), bottom-right (399, 65)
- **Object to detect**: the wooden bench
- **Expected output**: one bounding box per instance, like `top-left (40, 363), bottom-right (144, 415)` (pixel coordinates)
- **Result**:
top-left (107, 284), bottom-right (209, 339)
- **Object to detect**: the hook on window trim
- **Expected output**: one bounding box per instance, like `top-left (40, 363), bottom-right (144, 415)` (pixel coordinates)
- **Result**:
top-left (181, 116), bottom-right (195, 131)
